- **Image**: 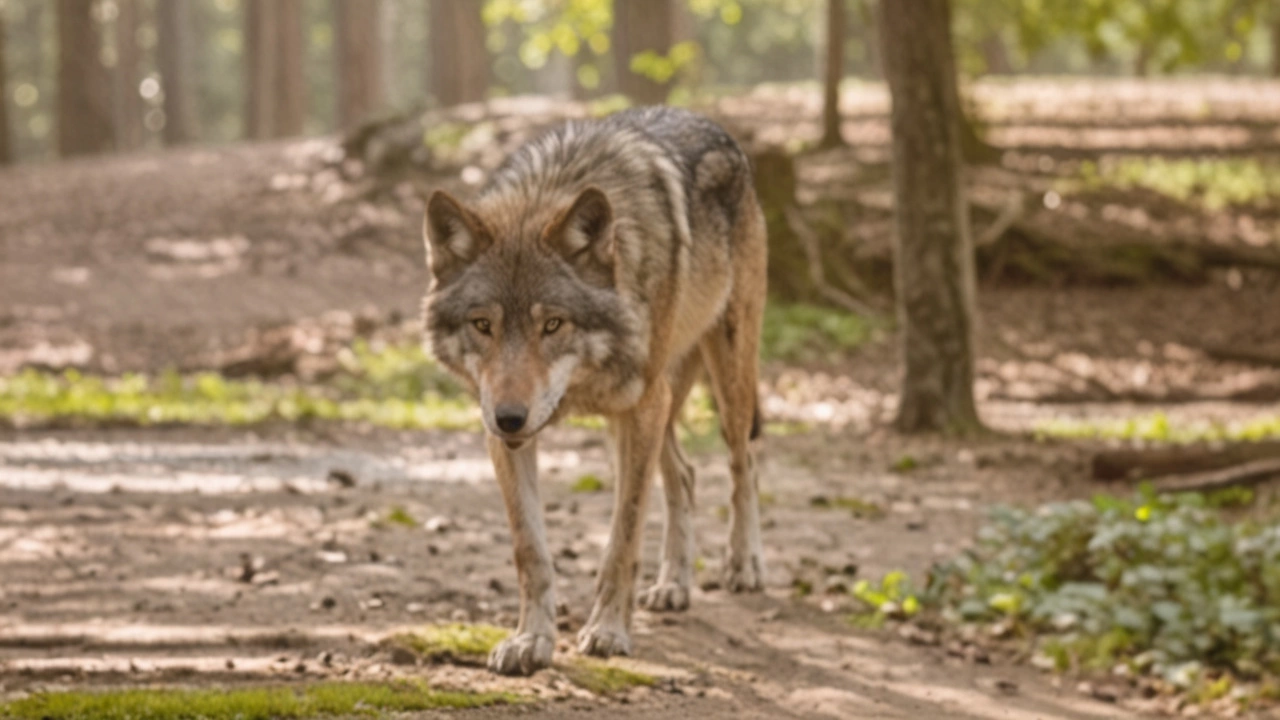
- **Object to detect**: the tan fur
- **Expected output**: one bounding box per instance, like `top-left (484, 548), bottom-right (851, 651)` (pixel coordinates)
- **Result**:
top-left (421, 107), bottom-right (767, 675)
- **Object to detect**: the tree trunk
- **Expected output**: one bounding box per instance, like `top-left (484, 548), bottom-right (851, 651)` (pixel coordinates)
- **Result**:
top-left (0, 8), bottom-right (10, 165)
top-left (1272, 13), bottom-right (1280, 77)
top-left (612, 0), bottom-right (673, 104)
top-left (429, 0), bottom-right (489, 107)
top-left (244, 0), bottom-right (278, 139)
top-left (57, 0), bottom-right (114, 156)
top-left (879, 0), bottom-right (982, 435)
top-left (245, 0), bottom-right (306, 139)
top-left (275, 0), bottom-right (306, 136)
top-left (980, 33), bottom-right (1012, 74)
top-left (157, 0), bottom-right (198, 144)
top-left (112, 0), bottom-right (144, 151)
top-left (820, 0), bottom-right (847, 148)
top-left (335, 0), bottom-right (385, 130)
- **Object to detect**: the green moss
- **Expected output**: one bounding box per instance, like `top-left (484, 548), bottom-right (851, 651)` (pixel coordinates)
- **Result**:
top-left (375, 505), bottom-right (418, 529)
top-left (890, 455), bottom-right (918, 473)
top-left (559, 659), bottom-right (655, 695)
top-left (1035, 412), bottom-right (1280, 444)
top-left (1, 681), bottom-right (519, 720)
top-left (385, 623), bottom-right (509, 666)
top-left (570, 474), bottom-right (606, 493)
top-left (0, 343), bottom-right (477, 431)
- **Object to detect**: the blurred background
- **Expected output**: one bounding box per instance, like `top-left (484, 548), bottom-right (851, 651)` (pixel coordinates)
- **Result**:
top-left (2, 2), bottom-right (1280, 716)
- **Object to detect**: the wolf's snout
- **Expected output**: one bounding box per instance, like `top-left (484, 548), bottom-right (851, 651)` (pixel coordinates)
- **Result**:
top-left (495, 404), bottom-right (529, 434)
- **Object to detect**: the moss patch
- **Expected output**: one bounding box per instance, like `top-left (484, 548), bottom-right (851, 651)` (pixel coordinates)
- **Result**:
top-left (1, 681), bottom-right (519, 720)
top-left (384, 623), bottom-right (509, 666)
top-left (375, 505), bottom-right (418, 529)
top-left (570, 474), bottom-right (606, 493)
top-left (559, 659), bottom-right (656, 695)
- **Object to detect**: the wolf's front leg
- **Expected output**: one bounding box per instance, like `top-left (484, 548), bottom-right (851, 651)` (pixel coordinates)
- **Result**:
top-left (486, 435), bottom-right (556, 676)
top-left (579, 379), bottom-right (671, 657)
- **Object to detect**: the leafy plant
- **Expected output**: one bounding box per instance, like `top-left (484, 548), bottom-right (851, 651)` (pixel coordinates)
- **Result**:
top-left (927, 489), bottom-right (1280, 687)
top-left (1036, 411), bottom-right (1280, 444)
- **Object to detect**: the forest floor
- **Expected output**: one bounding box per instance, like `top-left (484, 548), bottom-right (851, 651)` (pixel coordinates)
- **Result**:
top-left (2, 80), bottom-right (1280, 718)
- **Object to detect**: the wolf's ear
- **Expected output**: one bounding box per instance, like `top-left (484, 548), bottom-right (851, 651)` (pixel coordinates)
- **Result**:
top-left (543, 187), bottom-right (614, 286)
top-left (424, 191), bottom-right (491, 284)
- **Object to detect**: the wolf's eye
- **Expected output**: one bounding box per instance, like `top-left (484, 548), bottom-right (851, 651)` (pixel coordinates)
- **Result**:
top-left (472, 319), bottom-right (492, 335)
top-left (543, 318), bottom-right (563, 335)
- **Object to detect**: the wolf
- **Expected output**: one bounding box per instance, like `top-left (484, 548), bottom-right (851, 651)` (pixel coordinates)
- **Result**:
top-left (421, 106), bottom-right (767, 676)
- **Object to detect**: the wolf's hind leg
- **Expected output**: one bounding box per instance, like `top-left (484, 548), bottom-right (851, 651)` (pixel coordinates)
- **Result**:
top-left (486, 436), bottom-right (556, 676)
top-left (700, 274), bottom-right (766, 594)
top-left (639, 355), bottom-right (701, 612)
top-left (579, 378), bottom-right (671, 657)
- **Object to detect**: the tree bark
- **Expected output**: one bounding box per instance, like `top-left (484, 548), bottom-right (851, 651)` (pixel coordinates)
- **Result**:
top-left (0, 7), bottom-right (10, 165)
top-left (1272, 13), bottom-right (1280, 77)
top-left (980, 33), bottom-right (1012, 74)
top-left (612, 0), bottom-right (673, 104)
top-left (245, 0), bottom-right (306, 139)
top-left (429, 0), bottom-right (490, 107)
top-left (157, 0), bottom-right (198, 144)
top-left (335, 0), bottom-right (385, 130)
top-left (57, 0), bottom-right (115, 156)
top-left (879, 0), bottom-right (982, 435)
top-left (275, 0), bottom-right (306, 136)
top-left (244, 0), bottom-right (278, 139)
top-left (820, 0), bottom-right (847, 148)
top-left (112, 0), bottom-right (144, 151)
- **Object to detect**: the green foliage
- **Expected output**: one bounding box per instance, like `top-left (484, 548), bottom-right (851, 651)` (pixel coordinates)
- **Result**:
top-left (761, 303), bottom-right (874, 364)
top-left (1070, 157), bottom-right (1280, 213)
top-left (385, 624), bottom-right (510, 666)
top-left (376, 505), bottom-right (419, 528)
top-left (0, 682), bottom-right (518, 720)
top-left (1036, 412), bottom-right (1280, 444)
top-left (0, 343), bottom-right (477, 431)
top-left (559, 659), bottom-right (656, 695)
top-left (928, 490), bottom-right (1280, 686)
top-left (570, 474), bottom-right (606, 493)
top-left (850, 570), bottom-right (922, 625)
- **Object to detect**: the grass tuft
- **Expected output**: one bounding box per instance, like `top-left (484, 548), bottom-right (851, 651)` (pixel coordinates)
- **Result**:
top-left (384, 623), bottom-right (509, 666)
top-left (570, 474), bottom-right (606, 493)
top-left (1, 681), bottom-right (519, 720)
top-left (559, 659), bottom-right (656, 695)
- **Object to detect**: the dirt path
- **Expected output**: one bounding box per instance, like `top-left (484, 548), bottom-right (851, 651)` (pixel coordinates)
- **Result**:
top-left (0, 423), bottom-right (1147, 718)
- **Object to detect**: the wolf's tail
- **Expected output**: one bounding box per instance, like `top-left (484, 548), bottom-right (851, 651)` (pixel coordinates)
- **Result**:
top-left (750, 403), bottom-right (763, 440)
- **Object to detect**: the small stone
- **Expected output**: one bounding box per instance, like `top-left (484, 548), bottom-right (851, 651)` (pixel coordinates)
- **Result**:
top-left (406, 602), bottom-right (426, 614)
top-left (425, 516), bottom-right (454, 533)
top-left (488, 578), bottom-right (506, 594)
top-left (389, 646), bottom-right (418, 666)
top-left (327, 469), bottom-right (357, 488)
top-left (976, 677), bottom-right (1019, 696)
top-left (450, 608), bottom-right (470, 623)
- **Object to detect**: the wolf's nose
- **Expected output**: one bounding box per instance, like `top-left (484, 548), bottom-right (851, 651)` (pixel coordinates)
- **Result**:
top-left (495, 405), bottom-right (528, 434)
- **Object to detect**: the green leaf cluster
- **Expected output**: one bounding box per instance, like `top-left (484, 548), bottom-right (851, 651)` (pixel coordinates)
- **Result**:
top-left (928, 490), bottom-right (1280, 685)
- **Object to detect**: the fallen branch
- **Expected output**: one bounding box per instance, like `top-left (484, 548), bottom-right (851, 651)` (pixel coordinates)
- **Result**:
top-left (1197, 343), bottom-right (1280, 370)
top-left (1092, 441), bottom-right (1280, 481)
top-left (1154, 458), bottom-right (1280, 494)
top-left (784, 204), bottom-right (881, 316)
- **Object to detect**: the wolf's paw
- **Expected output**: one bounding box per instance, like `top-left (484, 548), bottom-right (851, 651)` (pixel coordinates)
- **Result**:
top-left (487, 632), bottom-right (554, 676)
top-left (724, 553), bottom-right (765, 593)
top-left (576, 621), bottom-right (632, 658)
top-left (638, 581), bottom-right (690, 612)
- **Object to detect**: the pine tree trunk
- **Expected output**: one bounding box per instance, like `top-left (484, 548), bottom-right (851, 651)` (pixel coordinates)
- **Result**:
top-left (0, 8), bottom-right (10, 165)
top-left (819, 0), bottom-right (847, 148)
top-left (275, 0), bottom-right (306, 136)
top-left (157, 0), bottom-right (198, 144)
top-left (429, 0), bottom-right (489, 107)
top-left (112, 0), bottom-right (144, 151)
top-left (1272, 14), bottom-right (1280, 77)
top-left (244, 0), bottom-right (278, 139)
top-left (612, 0), bottom-right (672, 105)
top-left (335, 0), bottom-right (384, 130)
top-left (57, 0), bottom-right (114, 156)
top-left (879, 0), bottom-right (983, 435)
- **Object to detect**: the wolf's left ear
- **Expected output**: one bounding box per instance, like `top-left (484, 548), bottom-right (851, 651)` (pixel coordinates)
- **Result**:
top-left (543, 187), bottom-right (614, 285)
top-left (424, 190), bottom-right (492, 285)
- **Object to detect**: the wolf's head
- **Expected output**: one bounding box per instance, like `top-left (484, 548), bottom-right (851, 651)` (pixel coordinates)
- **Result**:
top-left (421, 187), bottom-right (644, 446)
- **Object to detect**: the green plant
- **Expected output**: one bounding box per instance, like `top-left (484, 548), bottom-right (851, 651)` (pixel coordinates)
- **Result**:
top-left (384, 624), bottom-right (510, 666)
top-left (927, 489), bottom-right (1280, 687)
top-left (570, 474), bottom-right (606, 493)
top-left (760, 303), bottom-right (874, 364)
top-left (1036, 412), bottom-right (1280, 444)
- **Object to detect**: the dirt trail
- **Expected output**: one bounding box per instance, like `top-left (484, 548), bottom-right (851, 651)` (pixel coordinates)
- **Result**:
top-left (0, 424), bottom-right (1146, 718)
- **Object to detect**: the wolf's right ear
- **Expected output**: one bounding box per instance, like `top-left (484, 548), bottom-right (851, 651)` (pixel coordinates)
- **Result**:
top-left (423, 191), bottom-right (491, 284)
